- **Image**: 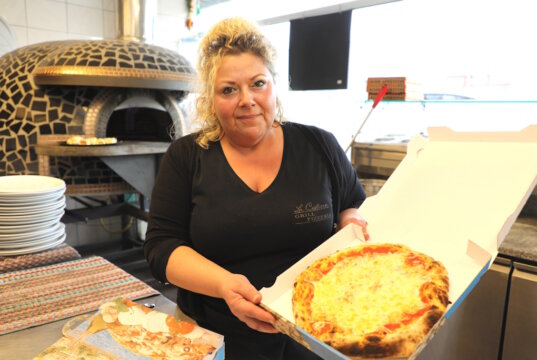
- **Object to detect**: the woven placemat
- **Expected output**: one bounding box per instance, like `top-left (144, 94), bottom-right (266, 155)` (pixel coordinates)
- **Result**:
top-left (0, 244), bottom-right (81, 273)
top-left (0, 256), bottom-right (159, 335)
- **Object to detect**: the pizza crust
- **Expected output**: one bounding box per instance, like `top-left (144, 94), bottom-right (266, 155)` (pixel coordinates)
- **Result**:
top-left (292, 244), bottom-right (449, 359)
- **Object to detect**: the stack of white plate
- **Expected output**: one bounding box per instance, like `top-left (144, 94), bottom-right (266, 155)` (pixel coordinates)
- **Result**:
top-left (0, 175), bottom-right (66, 256)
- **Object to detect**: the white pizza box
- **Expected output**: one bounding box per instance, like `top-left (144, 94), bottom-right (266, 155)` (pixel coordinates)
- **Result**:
top-left (260, 126), bottom-right (537, 360)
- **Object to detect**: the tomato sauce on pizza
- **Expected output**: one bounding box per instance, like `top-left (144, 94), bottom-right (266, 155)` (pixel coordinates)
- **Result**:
top-left (292, 244), bottom-right (449, 358)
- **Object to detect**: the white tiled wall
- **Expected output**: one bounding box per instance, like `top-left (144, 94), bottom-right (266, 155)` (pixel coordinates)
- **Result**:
top-left (0, 0), bottom-right (190, 50)
top-left (0, 0), bottom-right (114, 46)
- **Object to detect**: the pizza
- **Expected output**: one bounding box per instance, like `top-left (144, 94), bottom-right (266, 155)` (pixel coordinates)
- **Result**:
top-left (95, 298), bottom-right (220, 360)
top-left (66, 135), bottom-right (117, 145)
top-left (292, 244), bottom-right (449, 359)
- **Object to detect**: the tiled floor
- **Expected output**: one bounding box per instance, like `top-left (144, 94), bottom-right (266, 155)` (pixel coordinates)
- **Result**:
top-left (75, 240), bottom-right (177, 302)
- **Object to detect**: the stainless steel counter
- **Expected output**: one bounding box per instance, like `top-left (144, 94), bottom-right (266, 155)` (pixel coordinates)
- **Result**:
top-left (502, 262), bottom-right (537, 359)
top-left (0, 294), bottom-right (178, 360)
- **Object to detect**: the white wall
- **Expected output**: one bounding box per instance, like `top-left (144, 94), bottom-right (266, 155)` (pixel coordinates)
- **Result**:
top-left (0, 0), bottom-right (192, 51)
top-left (0, 0), bottom-right (115, 45)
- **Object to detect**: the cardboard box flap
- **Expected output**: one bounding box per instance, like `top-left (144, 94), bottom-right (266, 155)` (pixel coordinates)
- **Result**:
top-left (359, 125), bottom-right (537, 258)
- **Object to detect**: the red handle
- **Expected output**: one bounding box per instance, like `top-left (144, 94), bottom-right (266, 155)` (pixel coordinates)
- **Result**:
top-left (372, 84), bottom-right (389, 108)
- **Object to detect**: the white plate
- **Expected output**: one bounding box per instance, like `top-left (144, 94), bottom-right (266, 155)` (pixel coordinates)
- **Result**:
top-left (0, 198), bottom-right (65, 215)
top-left (0, 226), bottom-right (65, 248)
top-left (0, 175), bottom-right (65, 196)
top-left (0, 207), bottom-right (64, 222)
top-left (0, 194), bottom-right (65, 208)
top-left (0, 187), bottom-right (65, 202)
top-left (0, 233), bottom-right (66, 256)
top-left (0, 228), bottom-right (65, 248)
top-left (0, 222), bottom-right (64, 241)
top-left (0, 210), bottom-right (64, 225)
top-left (0, 221), bottom-right (59, 234)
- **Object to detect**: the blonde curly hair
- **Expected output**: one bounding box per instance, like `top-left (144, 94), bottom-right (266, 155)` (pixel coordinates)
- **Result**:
top-left (193, 17), bottom-right (284, 149)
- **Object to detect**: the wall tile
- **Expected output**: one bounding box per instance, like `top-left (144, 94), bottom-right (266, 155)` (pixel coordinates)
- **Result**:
top-left (27, 28), bottom-right (68, 44)
top-left (103, 9), bottom-right (116, 39)
top-left (0, 0), bottom-right (26, 26)
top-left (158, 0), bottom-right (185, 16)
top-left (27, 0), bottom-right (67, 32)
top-left (68, 0), bottom-right (102, 9)
top-left (67, 4), bottom-right (103, 37)
top-left (154, 14), bottom-right (184, 46)
top-left (10, 25), bottom-right (28, 47)
top-left (102, 0), bottom-right (115, 11)
top-left (65, 32), bottom-right (97, 40)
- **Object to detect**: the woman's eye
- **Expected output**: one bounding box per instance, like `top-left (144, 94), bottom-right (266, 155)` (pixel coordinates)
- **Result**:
top-left (222, 87), bottom-right (234, 95)
top-left (253, 79), bottom-right (266, 87)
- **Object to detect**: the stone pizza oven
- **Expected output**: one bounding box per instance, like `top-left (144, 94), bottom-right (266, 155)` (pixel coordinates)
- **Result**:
top-left (0, 0), bottom-right (196, 196)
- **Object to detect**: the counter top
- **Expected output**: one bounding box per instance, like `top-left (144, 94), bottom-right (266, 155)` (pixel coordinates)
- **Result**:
top-left (499, 217), bottom-right (537, 263)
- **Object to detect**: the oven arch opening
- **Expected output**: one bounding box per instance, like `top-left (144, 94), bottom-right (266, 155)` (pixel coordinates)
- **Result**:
top-left (107, 96), bottom-right (174, 141)
top-left (86, 88), bottom-right (186, 141)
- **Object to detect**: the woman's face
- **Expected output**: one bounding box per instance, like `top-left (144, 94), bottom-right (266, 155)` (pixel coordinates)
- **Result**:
top-left (212, 52), bottom-right (277, 147)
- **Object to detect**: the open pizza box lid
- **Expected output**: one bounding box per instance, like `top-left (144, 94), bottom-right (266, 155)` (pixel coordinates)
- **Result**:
top-left (260, 126), bottom-right (537, 360)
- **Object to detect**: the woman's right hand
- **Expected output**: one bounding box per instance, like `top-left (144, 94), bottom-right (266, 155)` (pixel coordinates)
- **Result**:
top-left (219, 273), bottom-right (278, 334)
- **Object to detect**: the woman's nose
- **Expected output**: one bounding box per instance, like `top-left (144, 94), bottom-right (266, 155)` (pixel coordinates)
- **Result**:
top-left (239, 88), bottom-right (254, 107)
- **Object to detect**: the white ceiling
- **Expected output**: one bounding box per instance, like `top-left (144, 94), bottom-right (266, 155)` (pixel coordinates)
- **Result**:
top-left (196, 0), bottom-right (400, 29)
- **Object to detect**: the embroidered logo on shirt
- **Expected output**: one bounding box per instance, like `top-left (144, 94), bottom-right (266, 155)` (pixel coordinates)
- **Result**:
top-left (294, 202), bottom-right (331, 225)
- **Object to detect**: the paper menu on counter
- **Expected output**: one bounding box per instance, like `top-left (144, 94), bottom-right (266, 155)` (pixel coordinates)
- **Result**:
top-left (34, 297), bottom-right (224, 360)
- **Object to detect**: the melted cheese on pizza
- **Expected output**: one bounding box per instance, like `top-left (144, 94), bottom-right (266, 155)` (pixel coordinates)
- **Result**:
top-left (310, 252), bottom-right (430, 334)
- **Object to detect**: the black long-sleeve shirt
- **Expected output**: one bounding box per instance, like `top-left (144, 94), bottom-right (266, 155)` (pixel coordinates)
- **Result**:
top-left (144, 122), bottom-right (365, 357)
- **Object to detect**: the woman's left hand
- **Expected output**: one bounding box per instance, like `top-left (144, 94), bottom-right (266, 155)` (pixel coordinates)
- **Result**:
top-left (338, 208), bottom-right (369, 240)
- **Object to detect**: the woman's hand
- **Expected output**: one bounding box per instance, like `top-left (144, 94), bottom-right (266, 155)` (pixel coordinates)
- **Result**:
top-left (219, 273), bottom-right (278, 333)
top-left (338, 208), bottom-right (369, 240)
top-left (166, 246), bottom-right (277, 333)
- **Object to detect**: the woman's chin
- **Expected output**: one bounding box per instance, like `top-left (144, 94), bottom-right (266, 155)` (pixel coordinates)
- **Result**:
top-left (226, 128), bottom-right (269, 148)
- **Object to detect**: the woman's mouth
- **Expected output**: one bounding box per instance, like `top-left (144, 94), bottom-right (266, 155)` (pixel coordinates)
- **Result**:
top-left (236, 114), bottom-right (259, 120)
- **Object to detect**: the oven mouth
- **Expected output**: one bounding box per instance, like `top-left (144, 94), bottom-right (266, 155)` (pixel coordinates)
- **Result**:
top-left (107, 98), bottom-right (174, 142)
top-left (85, 88), bottom-right (186, 142)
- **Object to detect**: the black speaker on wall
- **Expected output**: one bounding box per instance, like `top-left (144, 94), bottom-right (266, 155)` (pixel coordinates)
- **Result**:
top-left (289, 10), bottom-right (352, 90)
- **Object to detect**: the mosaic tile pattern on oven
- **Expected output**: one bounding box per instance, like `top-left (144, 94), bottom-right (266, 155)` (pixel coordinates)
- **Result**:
top-left (0, 40), bottom-right (193, 186)
top-left (36, 40), bottom-right (194, 74)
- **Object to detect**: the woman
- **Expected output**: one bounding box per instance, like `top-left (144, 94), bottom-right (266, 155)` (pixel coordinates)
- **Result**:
top-left (145, 17), bottom-right (368, 359)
